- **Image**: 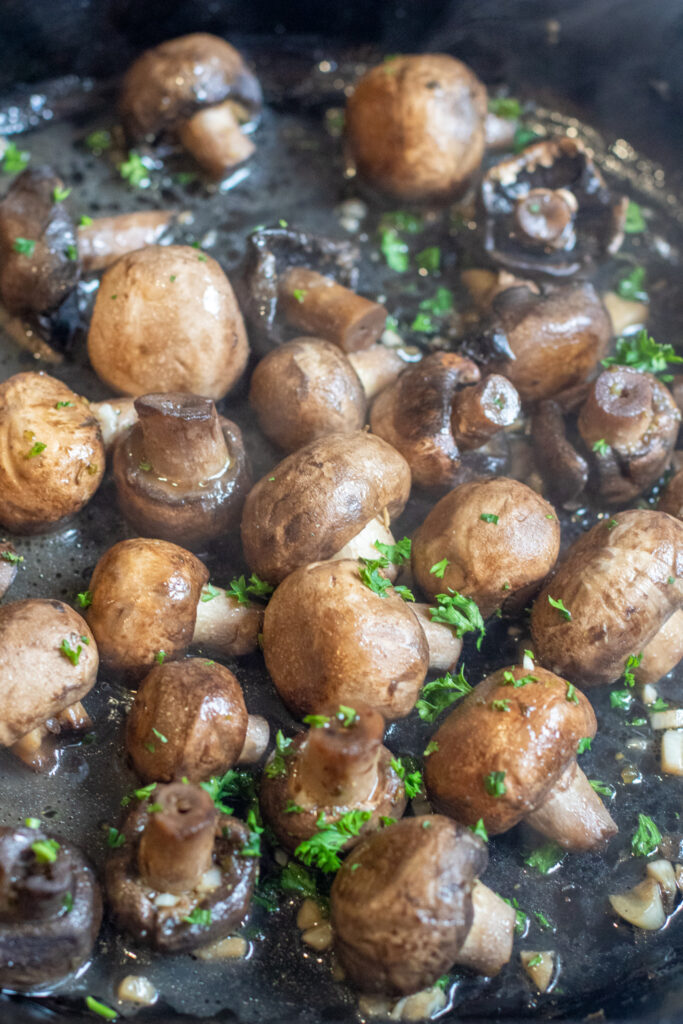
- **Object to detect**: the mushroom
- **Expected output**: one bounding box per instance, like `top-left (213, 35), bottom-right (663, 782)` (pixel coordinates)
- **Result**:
top-left (370, 353), bottom-right (521, 489)
top-left (331, 816), bottom-right (515, 995)
top-left (77, 209), bottom-right (178, 273)
top-left (0, 372), bottom-right (105, 534)
top-left (425, 665), bottom-right (617, 850)
top-left (86, 538), bottom-right (263, 677)
top-left (260, 705), bottom-right (406, 851)
top-left (531, 399), bottom-right (589, 508)
top-left (531, 510), bottom-right (683, 686)
top-left (278, 268), bottom-right (387, 353)
top-left (0, 541), bottom-right (20, 600)
top-left (660, 468), bottom-right (683, 520)
top-left (0, 598), bottom-right (98, 769)
top-left (480, 137), bottom-right (626, 276)
top-left (112, 392), bottom-right (251, 549)
top-left (345, 55), bottom-right (488, 201)
top-left (463, 281), bottom-right (612, 403)
top-left (105, 782), bottom-right (256, 952)
top-left (87, 245), bottom-right (249, 400)
top-left (0, 825), bottom-right (102, 989)
top-left (241, 431), bottom-right (411, 585)
top-left (126, 658), bottom-right (268, 782)
top-left (262, 560), bottom-right (463, 720)
top-left (119, 33), bottom-right (261, 179)
top-left (412, 478), bottom-right (560, 618)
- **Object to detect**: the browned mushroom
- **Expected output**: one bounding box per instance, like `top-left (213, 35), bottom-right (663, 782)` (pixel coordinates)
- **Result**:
top-left (105, 782), bottom-right (257, 952)
top-left (531, 510), bottom-right (683, 686)
top-left (331, 816), bottom-right (515, 994)
top-left (260, 705), bottom-right (406, 852)
top-left (370, 353), bottom-right (520, 489)
top-left (87, 245), bottom-right (249, 400)
top-left (112, 392), bottom-right (251, 549)
top-left (77, 209), bottom-right (178, 273)
top-left (86, 538), bottom-right (263, 677)
top-left (0, 598), bottom-right (98, 769)
top-left (531, 399), bottom-right (589, 508)
top-left (0, 541), bottom-right (20, 599)
top-left (0, 825), bottom-right (102, 989)
top-left (425, 665), bottom-right (616, 850)
top-left (0, 372), bottom-right (105, 534)
top-left (633, 610), bottom-right (683, 687)
top-left (660, 467), bottom-right (683, 520)
top-left (241, 431), bottom-right (411, 585)
top-left (278, 268), bottom-right (387, 354)
top-left (412, 478), bottom-right (560, 618)
top-left (345, 55), bottom-right (488, 201)
top-left (126, 658), bottom-right (268, 783)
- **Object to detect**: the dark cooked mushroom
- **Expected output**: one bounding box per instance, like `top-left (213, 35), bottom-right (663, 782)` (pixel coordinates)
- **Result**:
top-left (77, 209), bottom-right (178, 273)
top-left (480, 137), bottom-right (627, 276)
top-left (531, 509), bottom-right (683, 686)
top-left (126, 658), bottom-right (268, 782)
top-left (86, 538), bottom-right (263, 677)
top-left (345, 55), bottom-right (488, 201)
top-left (241, 431), bottom-right (411, 585)
top-left (112, 393), bottom-right (251, 549)
top-left (370, 353), bottom-right (520, 489)
top-left (331, 816), bottom-right (515, 994)
top-left (412, 478), bottom-right (560, 618)
top-left (278, 269), bottom-right (387, 353)
top-left (425, 664), bottom-right (617, 850)
top-left (0, 541), bottom-right (20, 599)
top-left (105, 782), bottom-right (256, 953)
top-left (531, 399), bottom-right (589, 508)
top-left (0, 372), bottom-right (104, 534)
top-left (260, 705), bottom-right (405, 851)
top-left (0, 825), bottom-right (102, 989)
top-left (87, 245), bottom-right (249, 399)
top-left (0, 599), bottom-right (98, 769)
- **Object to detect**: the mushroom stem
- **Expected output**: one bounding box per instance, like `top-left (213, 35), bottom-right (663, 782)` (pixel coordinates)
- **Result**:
top-left (52, 701), bottom-right (92, 732)
top-left (278, 268), bottom-right (387, 354)
top-left (452, 881), bottom-right (516, 975)
top-left (138, 783), bottom-right (217, 894)
top-left (90, 397), bottom-right (138, 450)
top-left (134, 393), bottom-right (229, 483)
top-left (347, 345), bottom-right (409, 400)
top-left (10, 701), bottom-right (92, 770)
top-left (450, 375), bottom-right (520, 451)
top-left (634, 610), bottom-right (683, 685)
top-left (179, 101), bottom-right (256, 179)
top-left (296, 707), bottom-right (385, 807)
top-left (237, 714), bottom-right (270, 764)
top-left (331, 516), bottom-right (398, 580)
top-left (77, 210), bottom-right (177, 273)
top-left (524, 760), bottom-right (617, 851)
top-left (192, 588), bottom-right (263, 657)
top-left (412, 605), bottom-right (463, 671)
top-left (578, 368), bottom-right (654, 449)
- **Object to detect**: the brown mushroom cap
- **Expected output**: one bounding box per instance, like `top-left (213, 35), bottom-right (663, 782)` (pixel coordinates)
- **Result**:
top-left (412, 478), bottom-right (560, 618)
top-left (531, 509), bottom-right (683, 686)
top-left (425, 666), bottom-right (596, 833)
top-left (660, 468), bottom-right (683, 520)
top-left (86, 538), bottom-right (209, 676)
top-left (241, 431), bottom-right (411, 584)
top-left (126, 659), bottom-right (248, 783)
top-left (262, 559), bottom-right (429, 720)
top-left (119, 33), bottom-right (262, 143)
top-left (0, 372), bottom-right (105, 534)
top-left (346, 55), bottom-right (487, 201)
top-left (87, 245), bottom-right (250, 400)
top-left (0, 599), bottom-right (98, 746)
top-left (248, 338), bottom-right (366, 452)
top-left (331, 815), bottom-right (487, 994)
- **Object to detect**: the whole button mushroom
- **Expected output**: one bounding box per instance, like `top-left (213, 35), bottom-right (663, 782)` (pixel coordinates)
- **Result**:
top-left (370, 352), bottom-right (521, 489)
top-left (345, 55), bottom-right (488, 202)
top-left (112, 392), bottom-right (251, 549)
top-left (260, 705), bottom-right (406, 852)
top-left (0, 372), bottom-right (105, 534)
top-left (425, 665), bottom-right (617, 850)
top-left (263, 560), bottom-right (464, 720)
top-left (87, 245), bottom-right (250, 400)
top-left (531, 509), bottom-right (683, 687)
top-left (106, 782), bottom-right (257, 953)
top-left (126, 659), bottom-right (268, 783)
top-left (412, 478), bottom-right (560, 618)
top-left (331, 816), bottom-right (515, 995)
top-left (0, 825), bottom-right (102, 989)
top-left (0, 599), bottom-right (98, 769)
top-left (86, 538), bottom-right (264, 677)
top-left (241, 431), bottom-right (411, 585)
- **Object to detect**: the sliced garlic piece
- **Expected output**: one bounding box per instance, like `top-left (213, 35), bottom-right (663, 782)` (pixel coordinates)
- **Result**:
top-left (661, 729), bottom-right (683, 776)
top-left (520, 950), bottom-right (555, 992)
top-left (609, 877), bottom-right (666, 930)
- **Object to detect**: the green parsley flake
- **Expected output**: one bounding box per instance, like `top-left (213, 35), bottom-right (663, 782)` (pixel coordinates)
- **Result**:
top-left (592, 438), bottom-right (610, 455)
top-left (280, 861), bottom-right (319, 898)
top-left (624, 200), bottom-right (645, 234)
top-left (513, 126), bottom-right (542, 152)
top-left (1, 550), bottom-right (23, 564)
top-left (631, 814), bottom-right (661, 857)
top-left (391, 756), bottom-right (423, 800)
top-left (25, 817), bottom-right (41, 829)
top-left (264, 731), bottom-right (294, 779)
top-left (292, 288), bottom-right (307, 303)
top-left (527, 953), bottom-right (543, 968)
top-left (373, 536), bottom-right (411, 565)
top-left (107, 827), bottom-right (125, 849)
top-left (85, 129), bottom-right (112, 153)
top-left (423, 740), bottom-right (440, 756)
top-left (488, 96), bottom-right (522, 119)
top-left (200, 767), bottom-right (255, 815)
top-left (119, 150), bottom-right (149, 188)
top-left (65, 243), bottom-right (78, 261)
top-left (200, 583), bottom-right (221, 602)
top-left (14, 237), bottom-right (36, 257)
top-left (303, 714), bottom-right (329, 728)
top-left (31, 838), bottom-right (60, 864)
top-left (589, 780), bottom-right (615, 798)
top-left (524, 841), bottom-right (565, 874)
top-left (85, 996), bottom-right (118, 1020)
top-left (285, 801), bottom-right (304, 814)
top-left (1, 141), bottom-right (30, 173)
top-left (295, 809), bottom-right (372, 872)
top-left (577, 737), bottom-right (592, 755)
top-left (480, 512), bottom-right (499, 524)
top-left (416, 246), bottom-right (441, 272)
top-left (79, 214), bottom-right (93, 226)
top-left (565, 681), bottom-right (579, 704)
top-left (623, 652), bottom-right (643, 688)
top-left (602, 329), bottom-right (682, 380)
top-left (76, 590), bottom-right (92, 608)
top-left (52, 185), bottom-right (71, 203)
top-left (379, 226), bottom-right (409, 272)
top-left (610, 689), bottom-right (632, 711)
top-left (502, 670), bottom-right (536, 688)
top-left (155, 650), bottom-right (165, 664)
top-left (430, 558), bottom-right (449, 578)
top-left (484, 771), bottom-right (506, 797)
top-left (491, 699), bottom-right (511, 712)
top-left (429, 590), bottom-right (485, 649)
top-left (469, 819), bottom-right (488, 841)
top-left (225, 573), bottom-right (274, 605)
top-left (182, 907), bottom-right (212, 926)
top-left (59, 638), bottom-right (82, 666)
top-left (415, 668), bottom-right (472, 722)
top-left (548, 595), bottom-right (571, 620)
top-left (616, 265), bottom-right (648, 301)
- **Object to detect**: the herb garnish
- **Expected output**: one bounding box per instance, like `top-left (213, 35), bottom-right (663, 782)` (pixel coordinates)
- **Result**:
top-left (295, 810), bottom-right (372, 872)
top-left (429, 590), bottom-right (485, 649)
top-left (488, 97), bottom-right (522, 119)
top-left (524, 841), bottom-right (565, 874)
top-left (106, 827), bottom-right (125, 849)
top-left (59, 638), bottom-right (82, 666)
top-left (469, 819), bottom-right (489, 841)
top-left (484, 771), bottom-right (506, 797)
top-left (616, 265), bottom-right (647, 301)
top-left (31, 838), bottom-right (60, 863)
top-left (264, 731), bottom-right (294, 779)
top-left (391, 756), bottom-right (424, 800)
top-left (480, 512), bottom-right (499, 524)
top-left (592, 439), bottom-right (610, 455)
top-left (589, 780), bottom-right (615, 798)
top-left (631, 814), bottom-right (661, 857)
top-left (119, 150), bottom-right (149, 188)
top-left (14, 237), bottom-right (36, 257)
top-left (182, 907), bottom-right (212, 926)
top-left (85, 996), bottom-right (118, 1020)
top-left (577, 737), bottom-right (592, 755)
top-left (602, 329), bottom-right (683, 380)
top-left (226, 573), bottom-right (274, 605)
top-left (548, 595), bottom-right (571, 620)
top-left (1, 141), bottom-right (30, 173)
top-left (430, 558), bottom-right (449, 578)
top-left (624, 200), bottom-right (645, 234)
top-left (1, 550), bottom-right (23, 564)
top-left (52, 185), bottom-right (71, 203)
top-left (415, 667), bottom-right (472, 722)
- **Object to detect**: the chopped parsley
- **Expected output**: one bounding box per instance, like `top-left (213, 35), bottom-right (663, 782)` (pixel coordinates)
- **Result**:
top-left (484, 771), bottom-right (506, 797)
top-left (152, 728), bottom-right (167, 744)
top-left (120, 782), bottom-right (156, 807)
top-left (52, 185), bottom-right (71, 203)
top-left (577, 737), bottom-right (592, 755)
top-left (381, 211), bottom-right (424, 234)
top-left (415, 667), bottom-right (472, 722)
top-left (649, 697), bottom-right (670, 712)
top-left (631, 814), bottom-right (661, 857)
top-left (285, 801), bottom-right (304, 814)
top-left (182, 907), bottom-right (212, 927)
top-left (336, 705), bottom-right (358, 728)
top-left (200, 767), bottom-right (255, 815)
top-left (527, 953), bottom-right (544, 968)
top-left (610, 689), bottom-right (632, 711)
top-left (513, 126), bottom-right (542, 152)
top-left (24, 440), bottom-right (46, 459)
top-left (200, 583), bottom-right (221, 602)
top-left (62, 892), bottom-right (74, 913)
top-left (602, 329), bottom-right (683, 380)
top-left (264, 731), bottom-right (294, 779)
top-left (416, 246), bottom-right (441, 272)
top-left (548, 595), bottom-right (571, 620)
top-left (488, 96), bottom-right (522, 119)
top-left (616, 265), bottom-right (648, 302)
top-left (358, 561), bottom-right (392, 597)
top-left (429, 590), bottom-right (485, 649)
top-left (118, 150), bottom-right (149, 188)
top-left (469, 819), bottom-right (488, 841)
top-left (480, 512), bottom-right (499, 524)
top-left (13, 236), bottom-right (36, 257)
top-left (106, 827), bottom-right (125, 849)
top-left (491, 699), bottom-right (511, 712)
top-left (423, 740), bottom-right (440, 756)
top-left (85, 996), bottom-right (118, 1020)
top-left (534, 911), bottom-right (553, 931)
top-left (302, 714), bottom-right (329, 728)
top-left (430, 558), bottom-right (449, 578)
top-left (379, 226), bottom-right (409, 272)
top-left (419, 286), bottom-right (453, 317)
top-left (292, 288), bottom-right (307, 303)
top-left (240, 805), bottom-right (264, 857)
top-left (565, 681), bottom-right (579, 705)
top-left (1, 140), bottom-right (30, 173)
top-left (295, 809), bottom-right (371, 872)
top-left (391, 756), bottom-right (423, 800)
top-left (524, 841), bottom-right (565, 874)
top-left (31, 838), bottom-right (60, 864)
top-left (79, 214), bottom-right (93, 226)
top-left (502, 670), bottom-right (536, 688)
top-left (226, 573), bottom-right (274, 605)
top-left (592, 438), bottom-right (610, 455)
top-left (155, 650), bottom-right (165, 664)
top-left (624, 200), bottom-right (645, 234)
top-left (280, 861), bottom-right (319, 899)
top-left (25, 817), bottom-right (41, 829)
top-left (373, 536), bottom-right (411, 565)
top-left (623, 652), bottom-right (643, 688)
top-left (380, 816), bottom-right (396, 827)
top-left (589, 780), bottom-right (615, 798)
top-left (1, 550), bottom-right (23, 564)
top-left (501, 895), bottom-right (528, 935)
top-left (76, 590), bottom-right (92, 608)
top-left (84, 129), bottom-right (112, 153)
top-left (55, 400), bottom-right (74, 409)
top-left (59, 638), bottom-right (82, 666)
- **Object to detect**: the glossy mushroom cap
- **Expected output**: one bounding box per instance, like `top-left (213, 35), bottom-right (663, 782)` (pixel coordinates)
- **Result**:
top-left (346, 55), bottom-right (487, 201)
top-left (86, 538), bottom-right (208, 676)
top-left (241, 431), bottom-right (411, 584)
top-left (0, 372), bottom-right (104, 534)
top-left (412, 478), bottom-right (560, 617)
top-left (0, 599), bottom-right (98, 747)
top-left (262, 560), bottom-right (429, 720)
top-left (87, 245), bottom-right (249, 400)
top-left (425, 666), bottom-right (596, 833)
top-left (531, 510), bottom-right (683, 686)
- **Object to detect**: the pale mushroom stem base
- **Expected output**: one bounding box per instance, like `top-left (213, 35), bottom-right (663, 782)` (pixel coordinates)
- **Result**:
top-left (192, 590), bottom-right (263, 657)
top-left (634, 609), bottom-right (683, 686)
top-left (331, 516), bottom-right (398, 580)
top-left (10, 700), bottom-right (92, 770)
top-left (347, 345), bottom-right (409, 400)
top-left (412, 604), bottom-right (463, 672)
top-left (237, 714), bottom-right (270, 764)
top-left (453, 881), bottom-right (516, 976)
top-left (90, 397), bottom-right (138, 450)
top-left (524, 759), bottom-right (617, 851)
top-left (296, 712), bottom-right (385, 808)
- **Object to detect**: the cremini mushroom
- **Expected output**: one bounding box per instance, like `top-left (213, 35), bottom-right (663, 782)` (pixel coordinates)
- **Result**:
top-left (425, 665), bottom-right (617, 850)
top-left (531, 399), bottom-right (589, 508)
top-left (278, 268), bottom-right (387, 353)
top-left (77, 209), bottom-right (178, 273)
